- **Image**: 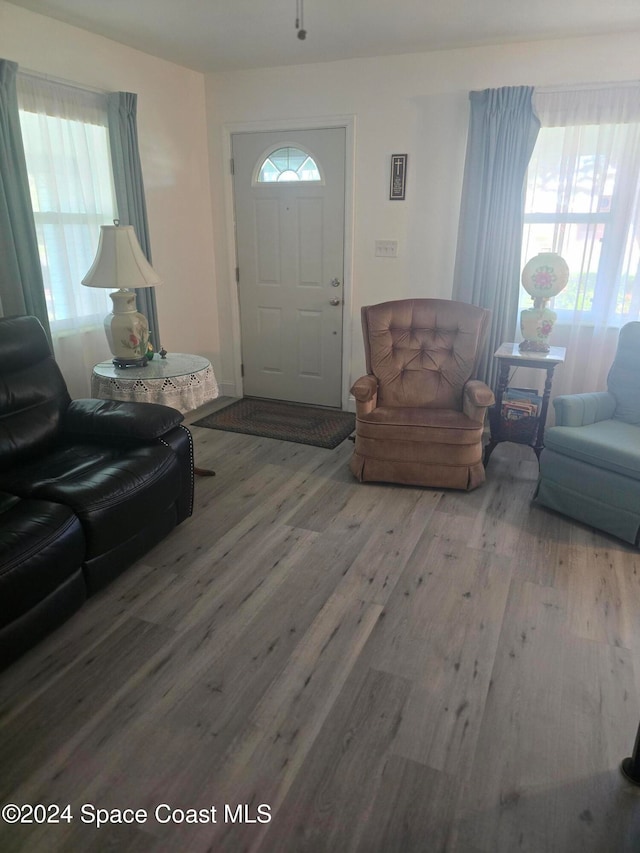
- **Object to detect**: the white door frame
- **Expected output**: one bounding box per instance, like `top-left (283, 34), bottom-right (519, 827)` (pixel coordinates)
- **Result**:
top-left (222, 115), bottom-right (356, 410)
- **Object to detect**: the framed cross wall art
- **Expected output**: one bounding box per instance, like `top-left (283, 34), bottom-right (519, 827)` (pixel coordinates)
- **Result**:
top-left (390, 154), bottom-right (408, 201)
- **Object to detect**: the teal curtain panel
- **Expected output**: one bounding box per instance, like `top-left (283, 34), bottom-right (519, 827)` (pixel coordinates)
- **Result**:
top-left (108, 91), bottom-right (161, 350)
top-left (453, 86), bottom-right (540, 389)
top-left (0, 59), bottom-right (51, 342)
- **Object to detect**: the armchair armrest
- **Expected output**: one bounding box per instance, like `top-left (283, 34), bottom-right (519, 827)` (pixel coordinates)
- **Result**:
top-left (553, 392), bottom-right (616, 427)
top-left (63, 399), bottom-right (184, 442)
top-left (350, 374), bottom-right (378, 416)
top-left (463, 380), bottom-right (495, 423)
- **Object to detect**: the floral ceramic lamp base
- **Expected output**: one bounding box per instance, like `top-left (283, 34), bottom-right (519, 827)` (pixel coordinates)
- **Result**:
top-left (105, 289), bottom-right (150, 369)
top-left (519, 302), bottom-right (556, 352)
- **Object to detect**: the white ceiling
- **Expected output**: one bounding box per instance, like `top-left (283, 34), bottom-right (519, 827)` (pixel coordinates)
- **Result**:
top-left (7, 0), bottom-right (640, 73)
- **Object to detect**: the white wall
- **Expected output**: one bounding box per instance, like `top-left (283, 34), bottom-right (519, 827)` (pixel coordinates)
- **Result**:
top-left (0, 2), bottom-right (219, 374)
top-left (205, 33), bottom-right (640, 398)
top-left (2, 3), bottom-right (640, 404)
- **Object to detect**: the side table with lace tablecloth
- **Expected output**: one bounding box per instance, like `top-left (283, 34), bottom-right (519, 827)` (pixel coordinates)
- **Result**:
top-left (91, 353), bottom-right (219, 414)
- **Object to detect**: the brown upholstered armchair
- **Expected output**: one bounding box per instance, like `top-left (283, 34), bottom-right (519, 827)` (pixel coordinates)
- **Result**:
top-left (349, 299), bottom-right (494, 490)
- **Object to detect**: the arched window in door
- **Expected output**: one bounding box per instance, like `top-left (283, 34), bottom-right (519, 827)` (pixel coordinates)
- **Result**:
top-left (256, 146), bottom-right (322, 183)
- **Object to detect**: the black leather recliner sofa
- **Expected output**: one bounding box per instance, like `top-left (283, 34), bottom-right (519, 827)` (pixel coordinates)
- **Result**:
top-left (0, 315), bottom-right (194, 668)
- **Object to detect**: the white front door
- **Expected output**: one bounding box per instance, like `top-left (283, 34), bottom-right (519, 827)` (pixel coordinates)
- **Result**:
top-left (232, 128), bottom-right (346, 407)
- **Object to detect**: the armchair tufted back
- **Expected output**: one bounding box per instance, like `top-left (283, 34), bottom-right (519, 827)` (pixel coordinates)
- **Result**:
top-left (608, 321), bottom-right (640, 426)
top-left (361, 299), bottom-right (490, 409)
top-left (0, 316), bottom-right (71, 468)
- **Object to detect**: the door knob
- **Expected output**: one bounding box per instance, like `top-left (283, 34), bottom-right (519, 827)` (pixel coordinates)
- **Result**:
top-left (330, 277), bottom-right (341, 287)
top-left (329, 297), bottom-right (341, 306)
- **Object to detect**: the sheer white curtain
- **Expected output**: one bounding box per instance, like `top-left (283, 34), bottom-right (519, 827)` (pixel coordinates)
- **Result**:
top-left (17, 74), bottom-right (117, 398)
top-left (521, 84), bottom-right (640, 399)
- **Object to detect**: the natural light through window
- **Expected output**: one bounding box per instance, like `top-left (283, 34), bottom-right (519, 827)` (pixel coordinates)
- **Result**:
top-left (521, 121), bottom-right (640, 324)
top-left (18, 78), bottom-right (117, 329)
top-left (257, 147), bottom-right (321, 182)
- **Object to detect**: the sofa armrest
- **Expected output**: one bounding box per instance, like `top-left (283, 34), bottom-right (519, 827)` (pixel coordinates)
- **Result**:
top-left (350, 375), bottom-right (378, 416)
top-left (63, 399), bottom-right (184, 442)
top-left (463, 380), bottom-right (495, 423)
top-left (553, 392), bottom-right (616, 427)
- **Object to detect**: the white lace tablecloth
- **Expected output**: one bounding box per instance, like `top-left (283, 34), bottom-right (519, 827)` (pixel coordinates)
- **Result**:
top-left (91, 353), bottom-right (219, 414)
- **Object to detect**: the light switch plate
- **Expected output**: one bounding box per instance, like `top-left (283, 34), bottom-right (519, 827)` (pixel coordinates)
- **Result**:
top-left (375, 240), bottom-right (398, 258)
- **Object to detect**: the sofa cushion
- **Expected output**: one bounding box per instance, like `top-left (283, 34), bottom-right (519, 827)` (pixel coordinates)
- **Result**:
top-left (0, 317), bottom-right (71, 469)
top-left (0, 443), bottom-right (180, 558)
top-left (608, 321), bottom-right (640, 425)
top-left (544, 419), bottom-right (640, 480)
top-left (64, 399), bottom-right (184, 442)
top-left (357, 406), bottom-right (484, 445)
top-left (0, 492), bottom-right (85, 627)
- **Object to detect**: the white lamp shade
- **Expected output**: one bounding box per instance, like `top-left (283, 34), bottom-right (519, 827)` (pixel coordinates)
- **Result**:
top-left (82, 225), bottom-right (161, 289)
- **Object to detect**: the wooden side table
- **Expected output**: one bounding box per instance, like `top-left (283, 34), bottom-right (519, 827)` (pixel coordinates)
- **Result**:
top-left (484, 343), bottom-right (566, 465)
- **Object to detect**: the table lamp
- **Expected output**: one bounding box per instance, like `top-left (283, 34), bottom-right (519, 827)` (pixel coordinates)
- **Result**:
top-left (519, 251), bottom-right (569, 352)
top-left (82, 223), bottom-right (161, 368)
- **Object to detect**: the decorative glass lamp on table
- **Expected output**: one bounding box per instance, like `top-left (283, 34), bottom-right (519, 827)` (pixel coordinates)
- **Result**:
top-left (519, 251), bottom-right (569, 352)
top-left (82, 222), bottom-right (160, 367)
top-left (485, 251), bottom-right (569, 465)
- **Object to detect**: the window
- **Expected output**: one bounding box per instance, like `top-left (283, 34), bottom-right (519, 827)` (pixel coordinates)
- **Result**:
top-left (521, 87), bottom-right (640, 327)
top-left (17, 74), bottom-right (117, 331)
top-left (256, 146), bottom-right (321, 183)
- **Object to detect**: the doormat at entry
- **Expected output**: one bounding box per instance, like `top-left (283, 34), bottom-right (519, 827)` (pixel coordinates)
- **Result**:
top-left (192, 398), bottom-right (355, 449)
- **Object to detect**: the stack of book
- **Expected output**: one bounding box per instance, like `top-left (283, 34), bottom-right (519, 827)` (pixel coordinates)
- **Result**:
top-left (501, 387), bottom-right (542, 421)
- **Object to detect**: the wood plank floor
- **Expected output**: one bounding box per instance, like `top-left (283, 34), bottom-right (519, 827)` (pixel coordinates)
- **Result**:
top-left (1, 405), bottom-right (639, 852)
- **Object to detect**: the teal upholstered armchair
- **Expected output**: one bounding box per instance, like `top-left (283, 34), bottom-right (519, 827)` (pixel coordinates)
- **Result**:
top-left (535, 322), bottom-right (640, 545)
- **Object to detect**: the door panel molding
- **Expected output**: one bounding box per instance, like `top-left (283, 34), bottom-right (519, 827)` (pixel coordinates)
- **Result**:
top-left (232, 126), bottom-right (346, 407)
top-left (221, 115), bottom-right (355, 409)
